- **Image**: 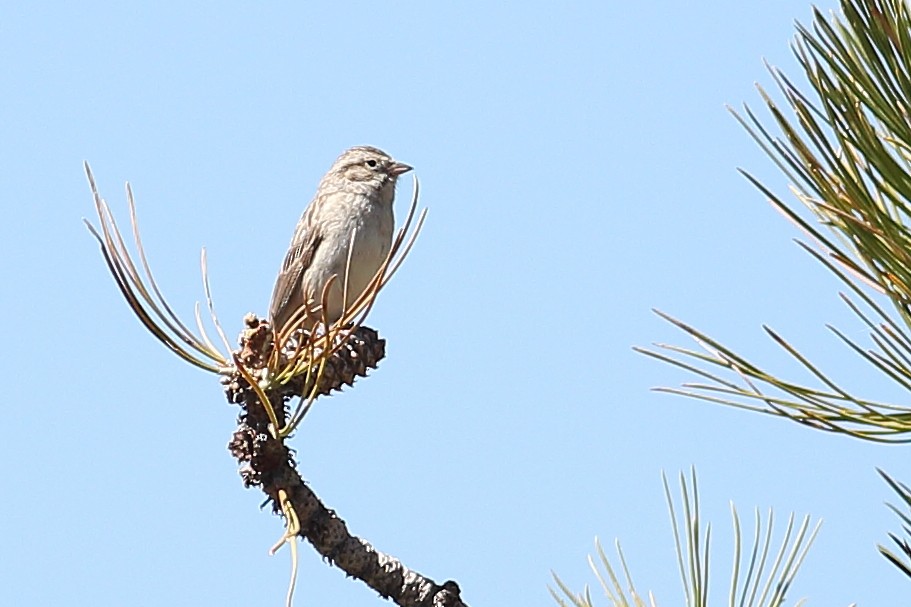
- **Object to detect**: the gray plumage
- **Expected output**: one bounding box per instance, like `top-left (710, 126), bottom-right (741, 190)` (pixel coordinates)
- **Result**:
top-left (270, 146), bottom-right (412, 332)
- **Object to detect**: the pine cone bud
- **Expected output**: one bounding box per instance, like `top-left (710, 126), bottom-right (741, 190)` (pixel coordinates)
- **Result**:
top-left (222, 314), bottom-right (386, 408)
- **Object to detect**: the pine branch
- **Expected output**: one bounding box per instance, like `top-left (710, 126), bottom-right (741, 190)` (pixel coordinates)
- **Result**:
top-left (83, 163), bottom-right (460, 606)
top-left (225, 316), bottom-right (466, 607)
top-left (640, 0), bottom-right (911, 441)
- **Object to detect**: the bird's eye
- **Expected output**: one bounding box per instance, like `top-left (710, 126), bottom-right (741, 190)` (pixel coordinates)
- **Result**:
top-left (365, 159), bottom-right (378, 168)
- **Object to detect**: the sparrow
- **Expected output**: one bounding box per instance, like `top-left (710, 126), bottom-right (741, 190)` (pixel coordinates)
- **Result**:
top-left (269, 146), bottom-right (412, 333)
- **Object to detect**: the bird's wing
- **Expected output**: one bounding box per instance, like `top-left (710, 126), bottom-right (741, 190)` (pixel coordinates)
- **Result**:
top-left (269, 222), bottom-right (323, 328)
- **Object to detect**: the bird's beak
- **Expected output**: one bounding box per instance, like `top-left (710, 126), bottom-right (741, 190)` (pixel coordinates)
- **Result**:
top-left (389, 161), bottom-right (413, 177)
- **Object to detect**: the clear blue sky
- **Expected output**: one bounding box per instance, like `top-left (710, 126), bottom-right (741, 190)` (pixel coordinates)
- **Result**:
top-left (3, 2), bottom-right (907, 605)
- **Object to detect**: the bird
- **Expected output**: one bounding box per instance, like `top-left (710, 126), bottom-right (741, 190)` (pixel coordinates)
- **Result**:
top-left (269, 146), bottom-right (412, 334)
